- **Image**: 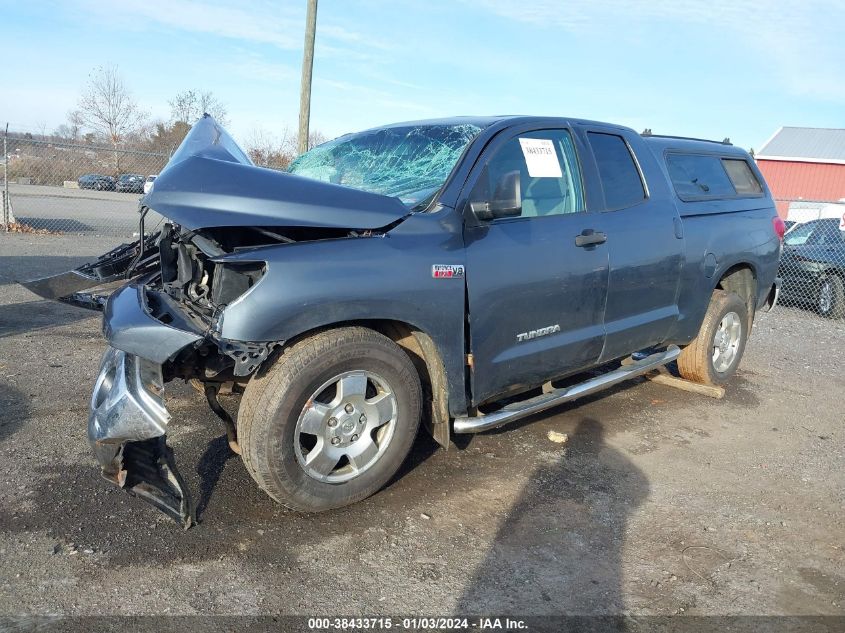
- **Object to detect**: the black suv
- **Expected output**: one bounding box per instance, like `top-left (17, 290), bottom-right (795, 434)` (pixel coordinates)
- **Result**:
top-left (115, 173), bottom-right (145, 193)
top-left (77, 174), bottom-right (115, 191)
top-left (779, 218), bottom-right (845, 318)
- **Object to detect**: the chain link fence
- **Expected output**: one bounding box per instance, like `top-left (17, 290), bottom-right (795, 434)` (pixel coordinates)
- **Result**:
top-left (775, 197), bottom-right (845, 323)
top-left (2, 132), bottom-right (169, 236)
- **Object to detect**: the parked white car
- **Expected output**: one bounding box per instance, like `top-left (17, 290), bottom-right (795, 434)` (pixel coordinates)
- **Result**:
top-left (143, 174), bottom-right (158, 195)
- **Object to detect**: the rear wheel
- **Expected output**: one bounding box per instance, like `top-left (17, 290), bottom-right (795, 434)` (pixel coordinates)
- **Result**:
top-left (817, 276), bottom-right (845, 318)
top-left (678, 290), bottom-right (749, 386)
top-left (238, 327), bottom-right (422, 511)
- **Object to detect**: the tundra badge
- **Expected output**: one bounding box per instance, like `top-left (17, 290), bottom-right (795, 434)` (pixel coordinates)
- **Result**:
top-left (517, 324), bottom-right (561, 342)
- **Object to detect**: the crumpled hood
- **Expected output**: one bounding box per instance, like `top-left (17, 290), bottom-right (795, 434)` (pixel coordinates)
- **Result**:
top-left (142, 115), bottom-right (409, 231)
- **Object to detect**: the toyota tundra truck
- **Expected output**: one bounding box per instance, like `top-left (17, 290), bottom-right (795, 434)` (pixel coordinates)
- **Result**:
top-left (26, 115), bottom-right (783, 526)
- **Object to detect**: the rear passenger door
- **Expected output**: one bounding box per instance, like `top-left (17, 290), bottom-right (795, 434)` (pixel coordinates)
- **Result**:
top-left (581, 128), bottom-right (684, 361)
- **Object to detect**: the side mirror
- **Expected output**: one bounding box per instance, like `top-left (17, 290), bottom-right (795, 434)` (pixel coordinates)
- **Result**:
top-left (470, 170), bottom-right (522, 221)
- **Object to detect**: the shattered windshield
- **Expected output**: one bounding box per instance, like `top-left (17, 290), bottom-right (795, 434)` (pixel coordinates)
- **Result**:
top-left (288, 123), bottom-right (483, 209)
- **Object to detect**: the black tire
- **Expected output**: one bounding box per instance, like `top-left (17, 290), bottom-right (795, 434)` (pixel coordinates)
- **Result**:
top-left (678, 290), bottom-right (749, 386)
top-left (817, 276), bottom-right (845, 319)
top-left (238, 327), bottom-right (422, 512)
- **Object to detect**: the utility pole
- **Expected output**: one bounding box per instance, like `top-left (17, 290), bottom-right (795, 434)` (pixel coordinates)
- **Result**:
top-left (3, 123), bottom-right (9, 229)
top-left (297, 0), bottom-right (318, 156)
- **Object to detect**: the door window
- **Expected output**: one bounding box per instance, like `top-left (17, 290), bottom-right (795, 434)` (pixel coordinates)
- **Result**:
top-left (471, 129), bottom-right (584, 218)
top-left (588, 132), bottom-right (646, 210)
top-left (784, 221), bottom-right (817, 246)
top-left (722, 158), bottom-right (763, 195)
top-left (812, 220), bottom-right (845, 246)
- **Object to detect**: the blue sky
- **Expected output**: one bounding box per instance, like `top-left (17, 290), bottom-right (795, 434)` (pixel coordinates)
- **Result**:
top-left (2, 0), bottom-right (843, 150)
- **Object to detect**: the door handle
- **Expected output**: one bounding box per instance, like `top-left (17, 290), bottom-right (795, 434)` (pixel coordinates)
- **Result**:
top-left (575, 230), bottom-right (607, 247)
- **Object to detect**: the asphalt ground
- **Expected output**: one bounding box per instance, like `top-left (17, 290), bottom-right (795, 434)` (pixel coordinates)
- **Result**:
top-left (0, 233), bottom-right (843, 621)
top-left (5, 184), bottom-right (165, 236)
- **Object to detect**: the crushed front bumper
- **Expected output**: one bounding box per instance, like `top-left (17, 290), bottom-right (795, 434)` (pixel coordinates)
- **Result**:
top-left (103, 283), bottom-right (205, 364)
top-left (89, 281), bottom-right (204, 528)
top-left (89, 346), bottom-right (195, 527)
top-left (21, 233), bottom-right (161, 311)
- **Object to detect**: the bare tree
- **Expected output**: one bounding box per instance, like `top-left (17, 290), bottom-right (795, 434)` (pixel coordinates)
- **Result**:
top-left (170, 89), bottom-right (229, 127)
top-left (52, 124), bottom-right (74, 141)
top-left (243, 126), bottom-right (328, 170)
top-left (308, 130), bottom-right (328, 149)
top-left (145, 119), bottom-right (192, 155)
top-left (68, 110), bottom-right (84, 141)
top-left (77, 65), bottom-right (147, 171)
top-left (243, 126), bottom-right (295, 169)
top-left (53, 110), bottom-right (85, 142)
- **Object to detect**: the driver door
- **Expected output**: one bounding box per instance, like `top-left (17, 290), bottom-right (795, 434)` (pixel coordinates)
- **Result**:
top-left (462, 128), bottom-right (610, 406)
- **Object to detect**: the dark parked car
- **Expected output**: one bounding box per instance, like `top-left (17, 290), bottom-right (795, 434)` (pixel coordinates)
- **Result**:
top-left (28, 115), bottom-right (782, 527)
top-left (779, 218), bottom-right (845, 317)
top-left (115, 173), bottom-right (145, 193)
top-left (77, 174), bottom-right (115, 191)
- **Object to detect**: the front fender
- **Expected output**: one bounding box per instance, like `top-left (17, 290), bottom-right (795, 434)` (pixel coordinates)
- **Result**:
top-left (217, 211), bottom-right (470, 416)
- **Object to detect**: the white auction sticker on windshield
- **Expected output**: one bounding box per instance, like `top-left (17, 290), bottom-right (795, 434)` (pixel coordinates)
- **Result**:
top-left (518, 138), bottom-right (562, 178)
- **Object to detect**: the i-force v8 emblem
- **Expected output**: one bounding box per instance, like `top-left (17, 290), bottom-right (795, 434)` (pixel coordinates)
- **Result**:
top-left (432, 264), bottom-right (465, 279)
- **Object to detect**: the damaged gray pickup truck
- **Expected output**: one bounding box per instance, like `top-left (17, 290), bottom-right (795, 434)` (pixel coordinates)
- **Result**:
top-left (27, 114), bottom-right (783, 527)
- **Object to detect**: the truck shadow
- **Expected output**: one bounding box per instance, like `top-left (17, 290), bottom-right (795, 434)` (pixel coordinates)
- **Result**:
top-left (193, 425), bottom-right (442, 523)
top-left (0, 383), bottom-right (28, 442)
top-left (0, 256), bottom-right (96, 286)
top-left (456, 417), bottom-right (649, 615)
top-left (0, 391), bottom-right (647, 582)
top-left (0, 300), bottom-right (95, 338)
top-left (389, 429), bottom-right (441, 485)
top-left (195, 434), bottom-right (238, 521)
top-left (0, 254), bottom-right (104, 338)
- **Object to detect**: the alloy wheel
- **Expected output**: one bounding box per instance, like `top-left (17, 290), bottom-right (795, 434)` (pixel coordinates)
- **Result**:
top-left (712, 311), bottom-right (742, 373)
top-left (294, 370), bottom-right (398, 483)
top-left (819, 280), bottom-right (833, 315)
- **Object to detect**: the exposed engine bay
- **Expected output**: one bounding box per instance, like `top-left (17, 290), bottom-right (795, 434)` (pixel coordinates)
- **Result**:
top-left (19, 114), bottom-right (446, 528)
top-left (24, 220), bottom-right (400, 527)
top-left (28, 218), bottom-right (395, 377)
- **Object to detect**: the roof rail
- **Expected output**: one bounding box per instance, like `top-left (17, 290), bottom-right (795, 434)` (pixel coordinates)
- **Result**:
top-left (641, 129), bottom-right (732, 146)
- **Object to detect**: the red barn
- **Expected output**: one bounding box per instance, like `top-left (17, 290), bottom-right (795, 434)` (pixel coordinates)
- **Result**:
top-left (755, 126), bottom-right (845, 218)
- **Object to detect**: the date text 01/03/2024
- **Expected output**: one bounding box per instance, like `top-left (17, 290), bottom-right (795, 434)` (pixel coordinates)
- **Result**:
top-left (306, 616), bottom-right (528, 629)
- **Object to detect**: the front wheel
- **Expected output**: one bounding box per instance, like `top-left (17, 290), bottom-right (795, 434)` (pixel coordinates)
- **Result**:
top-left (817, 276), bottom-right (845, 319)
top-left (238, 327), bottom-right (422, 512)
top-left (678, 290), bottom-right (749, 386)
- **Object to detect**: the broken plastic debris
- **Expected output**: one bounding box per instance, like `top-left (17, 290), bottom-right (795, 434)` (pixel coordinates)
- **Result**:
top-left (547, 431), bottom-right (569, 444)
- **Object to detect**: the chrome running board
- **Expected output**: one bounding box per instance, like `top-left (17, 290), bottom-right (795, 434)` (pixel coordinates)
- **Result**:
top-left (453, 345), bottom-right (681, 434)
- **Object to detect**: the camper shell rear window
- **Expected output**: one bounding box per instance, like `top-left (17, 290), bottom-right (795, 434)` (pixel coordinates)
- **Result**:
top-left (665, 153), bottom-right (763, 201)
